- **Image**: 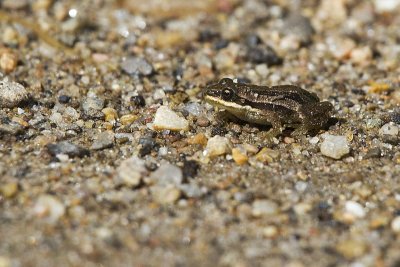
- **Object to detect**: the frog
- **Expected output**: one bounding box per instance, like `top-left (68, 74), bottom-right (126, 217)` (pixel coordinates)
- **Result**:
top-left (203, 78), bottom-right (333, 139)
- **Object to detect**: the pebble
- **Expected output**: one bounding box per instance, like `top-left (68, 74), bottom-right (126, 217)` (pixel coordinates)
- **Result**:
top-left (102, 107), bottom-right (118, 122)
top-left (335, 239), bottom-right (367, 260)
top-left (91, 131), bottom-right (115, 150)
top-left (255, 147), bottom-right (280, 163)
top-left (320, 134), bottom-right (350, 159)
top-left (179, 183), bottom-right (205, 198)
top-left (121, 57), bottom-right (153, 76)
top-left (0, 50), bottom-right (18, 73)
top-left (0, 182), bottom-right (18, 198)
top-left (182, 160), bottom-right (200, 179)
top-left (0, 256), bottom-right (11, 267)
top-left (251, 199), bottom-right (279, 217)
top-left (232, 147), bottom-right (248, 165)
top-left (350, 46), bottom-right (372, 66)
top-left (345, 201), bottom-right (366, 218)
top-left (379, 123), bottom-right (399, 136)
top-left (374, 0), bottom-right (400, 12)
top-left (0, 79), bottom-right (29, 108)
top-left (120, 114), bottom-right (138, 125)
top-left (130, 95), bottom-right (146, 107)
top-left (246, 46), bottom-right (282, 66)
top-left (82, 96), bottom-right (105, 119)
top-left (33, 195), bottom-right (66, 223)
top-left (148, 163), bottom-right (183, 186)
top-left (184, 102), bottom-right (203, 116)
top-left (187, 133), bottom-right (208, 146)
top-left (196, 116), bottom-right (210, 127)
top-left (151, 185), bottom-right (181, 204)
top-left (282, 13), bottom-right (314, 44)
top-left (116, 156), bottom-right (147, 187)
top-left (153, 106), bottom-right (189, 131)
top-left (391, 216), bottom-right (400, 232)
top-left (47, 141), bottom-right (90, 158)
top-left (138, 136), bottom-right (158, 157)
top-left (204, 135), bottom-right (232, 159)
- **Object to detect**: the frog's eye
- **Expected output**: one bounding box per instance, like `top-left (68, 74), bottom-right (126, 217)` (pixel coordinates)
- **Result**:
top-left (222, 88), bottom-right (234, 100)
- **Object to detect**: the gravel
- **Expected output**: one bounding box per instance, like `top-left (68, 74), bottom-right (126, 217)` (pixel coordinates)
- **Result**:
top-left (320, 134), bottom-right (350, 159)
top-left (0, 79), bottom-right (29, 108)
top-left (121, 57), bottom-right (153, 76)
top-left (153, 106), bottom-right (189, 131)
top-left (46, 141), bottom-right (90, 158)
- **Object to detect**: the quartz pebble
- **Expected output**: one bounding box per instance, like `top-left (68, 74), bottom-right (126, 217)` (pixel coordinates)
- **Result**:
top-left (232, 147), bottom-right (248, 165)
top-left (379, 123), bottom-right (399, 136)
top-left (0, 50), bottom-right (18, 73)
top-left (252, 199), bottom-right (279, 217)
top-left (374, 0), bottom-right (400, 12)
top-left (116, 156), bottom-right (147, 187)
top-left (153, 106), bottom-right (189, 131)
top-left (345, 201), bottom-right (366, 218)
top-left (204, 135), bottom-right (232, 159)
top-left (335, 239), bottom-right (367, 260)
top-left (391, 216), bottom-right (400, 232)
top-left (91, 131), bottom-right (115, 150)
top-left (82, 96), bottom-right (105, 119)
top-left (320, 134), bottom-right (350, 159)
top-left (121, 57), bottom-right (153, 76)
top-left (148, 163), bottom-right (183, 186)
top-left (0, 79), bottom-right (29, 108)
top-left (151, 185), bottom-right (181, 204)
top-left (33, 195), bottom-right (66, 223)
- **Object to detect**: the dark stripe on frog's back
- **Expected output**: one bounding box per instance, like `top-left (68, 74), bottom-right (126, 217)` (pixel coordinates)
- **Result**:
top-left (236, 83), bottom-right (320, 105)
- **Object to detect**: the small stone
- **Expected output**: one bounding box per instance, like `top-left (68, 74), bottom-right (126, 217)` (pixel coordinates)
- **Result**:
top-left (0, 50), bottom-right (18, 73)
top-left (138, 136), bottom-right (158, 157)
top-left (196, 116), bottom-right (210, 127)
top-left (0, 79), bottom-right (29, 108)
top-left (350, 46), bottom-right (372, 66)
top-left (335, 239), bottom-right (367, 260)
top-left (187, 133), bottom-right (208, 146)
top-left (179, 183), bottom-right (205, 198)
top-left (148, 163), bottom-right (183, 186)
top-left (374, 0), bottom-right (400, 12)
top-left (153, 106), bottom-right (189, 131)
top-left (82, 96), bottom-right (105, 119)
top-left (121, 57), bottom-right (153, 76)
top-left (0, 182), bottom-right (18, 198)
top-left (91, 131), bottom-right (115, 150)
top-left (182, 160), bottom-right (200, 179)
top-left (47, 141), bottom-right (90, 158)
top-left (184, 102), bottom-right (203, 116)
top-left (255, 147), bottom-right (280, 163)
top-left (262, 225), bottom-right (278, 238)
top-left (379, 123), bottom-right (399, 136)
top-left (151, 185), bottom-right (181, 204)
top-left (246, 46), bottom-right (282, 66)
top-left (102, 107), bottom-right (118, 122)
top-left (320, 134), bottom-right (350, 159)
top-left (130, 95), bottom-right (146, 107)
top-left (282, 13), bottom-right (314, 44)
top-left (116, 156), bottom-right (147, 187)
top-left (232, 147), bottom-right (248, 165)
top-left (252, 199), bottom-right (279, 217)
top-left (204, 135), bottom-right (232, 159)
top-left (345, 201), bottom-right (366, 218)
top-left (33, 195), bottom-right (65, 223)
top-left (58, 95), bottom-right (71, 104)
top-left (363, 147), bottom-right (382, 159)
top-left (391, 216), bottom-right (400, 232)
top-left (120, 114), bottom-right (138, 125)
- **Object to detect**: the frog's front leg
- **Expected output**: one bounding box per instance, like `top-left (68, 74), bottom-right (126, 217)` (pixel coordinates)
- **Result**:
top-left (252, 111), bottom-right (283, 142)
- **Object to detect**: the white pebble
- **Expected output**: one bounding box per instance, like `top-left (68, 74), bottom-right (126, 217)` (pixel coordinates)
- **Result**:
top-left (391, 216), bottom-right (400, 232)
top-left (148, 163), bottom-right (183, 186)
top-left (252, 199), bottom-right (278, 217)
top-left (374, 0), bottom-right (400, 12)
top-left (0, 79), bottom-right (29, 108)
top-left (204, 135), bottom-right (232, 159)
top-left (153, 106), bottom-right (189, 131)
top-left (345, 201), bottom-right (366, 218)
top-left (379, 123), bottom-right (399, 136)
top-left (116, 156), bottom-right (147, 187)
top-left (320, 134), bottom-right (350, 159)
top-left (33, 195), bottom-right (66, 223)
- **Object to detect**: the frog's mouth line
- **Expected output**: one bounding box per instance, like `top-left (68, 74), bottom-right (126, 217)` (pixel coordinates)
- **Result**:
top-left (204, 95), bottom-right (255, 113)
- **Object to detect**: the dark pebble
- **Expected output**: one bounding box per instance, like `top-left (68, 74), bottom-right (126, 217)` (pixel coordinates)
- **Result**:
top-left (182, 160), bottom-right (200, 179)
top-left (245, 34), bottom-right (262, 47)
top-left (364, 147), bottom-right (382, 159)
top-left (196, 116), bottom-right (210, 127)
top-left (381, 135), bottom-right (400, 145)
top-left (138, 137), bottom-right (158, 157)
top-left (211, 126), bottom-right (227, 137)
top-left (213, 39), bottom-right (229, 50)
top-left (130, 95), bottom-right (146, 107)
top-left (58, 95), bottom-right (71, 104)
top-left (246, 46), bottom-right (282, 66)
top-left (282, 13), bottom-right (314, 44)
top-left (198, 30), bottom-right (219, 42)
top-left (46, 141), bottom-right (90, 158)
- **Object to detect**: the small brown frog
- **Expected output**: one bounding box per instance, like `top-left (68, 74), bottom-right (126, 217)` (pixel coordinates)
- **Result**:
top-left (204, 78), bottom-right (333, 138)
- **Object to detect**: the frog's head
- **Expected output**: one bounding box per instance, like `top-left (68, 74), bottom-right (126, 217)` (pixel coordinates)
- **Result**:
top-left (203, 78), bottom-right (241, 109)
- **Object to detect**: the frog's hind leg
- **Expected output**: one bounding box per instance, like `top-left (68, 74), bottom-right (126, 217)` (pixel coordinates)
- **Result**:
top-left (260, 116), bottom-right (283, 142)
top-left (293, 101), bottom-right (333, 136)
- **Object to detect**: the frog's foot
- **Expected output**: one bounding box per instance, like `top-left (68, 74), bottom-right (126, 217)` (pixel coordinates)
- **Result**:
top-left (260, 125), bottom-right (282, 144)
top-left (291, 125), bottom-right (308, 137)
